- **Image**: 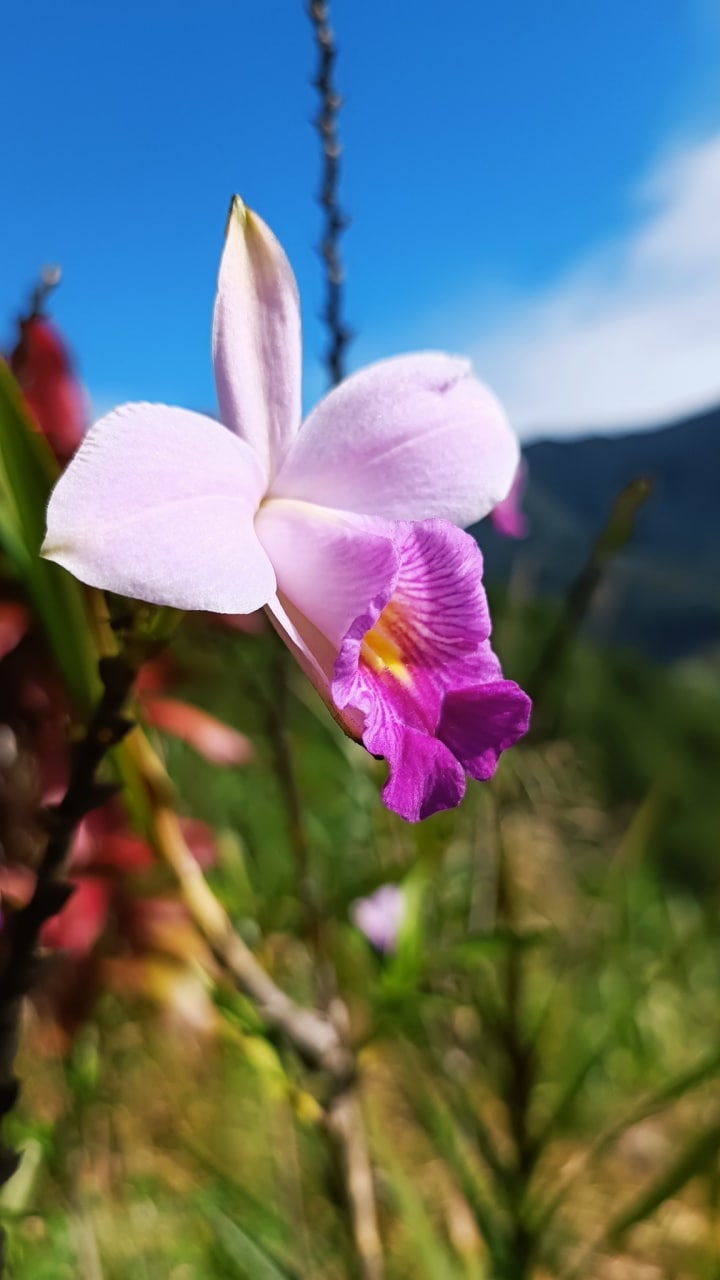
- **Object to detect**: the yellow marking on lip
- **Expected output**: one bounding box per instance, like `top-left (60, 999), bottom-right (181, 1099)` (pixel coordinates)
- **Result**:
top-left (360, 604), bottom-right (412, 684)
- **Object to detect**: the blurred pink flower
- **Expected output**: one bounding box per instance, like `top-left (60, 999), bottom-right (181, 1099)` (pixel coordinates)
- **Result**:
top-left (0, 603), bottom-right (30, 661)
top-left (352, 884), bottom-right (406, 953)
top-left (140, 696), bottom-right (253, 766)
top-left (34, 807), bottom-right (218, 1044)
top-left (43, 199), bottom-right (530, 820)
top-left (490, 458), bottom-right (527, 539)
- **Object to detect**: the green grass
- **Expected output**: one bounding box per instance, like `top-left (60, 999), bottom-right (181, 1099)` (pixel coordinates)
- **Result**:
top-left (5, 613), bottom-right (720, 1278)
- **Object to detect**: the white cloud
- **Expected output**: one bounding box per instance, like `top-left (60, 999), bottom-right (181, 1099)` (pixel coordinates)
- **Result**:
top-left (471, 132), bottom-right (720, 439)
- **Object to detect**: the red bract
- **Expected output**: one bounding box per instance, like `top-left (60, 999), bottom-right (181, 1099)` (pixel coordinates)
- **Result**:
top-left (1, 299), bottom-right (255, 1039)
top-left (142, 696), bottom-right (254, 765)
top-left (9, 315), bottom-right (86, 464)
top-left (39, 809), bottom-right (153, 956)
top-left (41, 877), bottom-right (109, 957)
top-left (34, 805), bottom-right (218, 1040)
top-left (137, 656), bottom-right (254, 765)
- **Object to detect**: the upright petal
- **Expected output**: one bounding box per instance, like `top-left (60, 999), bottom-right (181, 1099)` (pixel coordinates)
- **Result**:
top-left (271, 353), bottom-right (519, 527)
top-left (43, 403), bottom-right (276, 613)
top-left (212, 197), bottom-right (302, 480)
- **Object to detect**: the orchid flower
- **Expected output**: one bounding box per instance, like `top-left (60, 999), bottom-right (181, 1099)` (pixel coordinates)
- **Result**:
top-left (43, 199), bottom-right (530, 821)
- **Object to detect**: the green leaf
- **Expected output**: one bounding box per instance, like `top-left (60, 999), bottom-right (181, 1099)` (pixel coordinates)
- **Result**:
top-left (533, 1044), bottom-right (720, 1245)
top-left (443, 928), bottom-right (555, 968)
top-left (422, 1045), bottom-right (510, 1194)
top-left (208, 1208), bottom-right (299, 1279)
top-left (371, 1126), bottom-right (467, 1280)
top-left (381, 866), bottom-right (428, 991)
top-left (592, 1041), bottom-right (720, 1164)
top-left (607, 1113), bottom-right (720, 1244)
top-left (0, 363), bottom-right (99, 712)
top-left (528, 474), bottom-right (654, 738)
top-left (403, 1059), bottom-right (512, 1273)
top-left (531, 1031), bottom-right (610, 1154)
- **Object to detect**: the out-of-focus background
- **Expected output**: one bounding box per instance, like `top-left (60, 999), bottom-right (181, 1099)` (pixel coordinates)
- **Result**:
top-left (1, 2), bottom-right (720, 1277)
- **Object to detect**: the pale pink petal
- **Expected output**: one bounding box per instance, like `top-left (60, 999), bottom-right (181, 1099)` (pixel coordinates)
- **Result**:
top-left (264, 592), bottom-right (333, 687)
top-left (263, 592), bottom-right (363, 740)
top-left (271, 353), bottom-right (519, 527)
top-left (42, 403), bottom-right (276, 613)
top-left (256, 499), bottom-right (397, 657)
top-left (257, 499), bottom-right (397, 739)
top-left (212, 198), bottom-right (302, 480)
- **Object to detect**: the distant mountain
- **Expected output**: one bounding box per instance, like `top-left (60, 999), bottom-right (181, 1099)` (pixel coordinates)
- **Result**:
top-left (474, 404), bottom-right (720, 661)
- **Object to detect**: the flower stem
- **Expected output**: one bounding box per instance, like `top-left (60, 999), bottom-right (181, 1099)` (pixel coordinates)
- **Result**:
top-left (308, 0), bottom-right (352, 388)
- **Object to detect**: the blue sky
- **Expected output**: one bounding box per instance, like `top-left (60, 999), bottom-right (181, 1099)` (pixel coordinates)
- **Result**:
top-left (2, 0), bottom-right (720, 437)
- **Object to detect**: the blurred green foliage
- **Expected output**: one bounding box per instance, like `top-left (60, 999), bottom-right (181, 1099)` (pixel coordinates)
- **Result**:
top-left (2, 347), bottom-right (720, 1278)
top-left (4, 605), bottom-right (720, 1278)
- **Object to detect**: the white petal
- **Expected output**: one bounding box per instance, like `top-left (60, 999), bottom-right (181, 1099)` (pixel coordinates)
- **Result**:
top-left (43, 403), bottom-right (275, 613)
top-left (212, 198), bottom-right (302, 480)
top-left (271, 352), bottom-right (519, 527)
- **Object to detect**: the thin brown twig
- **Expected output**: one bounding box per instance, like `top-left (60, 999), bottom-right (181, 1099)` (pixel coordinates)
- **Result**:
top-left (327, 1090), bottom-right (384, 1280)
top-left (264, 640), bottom-right (316, 933)
top-left (129, 726), bottom-right (351, 1076)
top-left (305, 11), bottom-right (382, 1267)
